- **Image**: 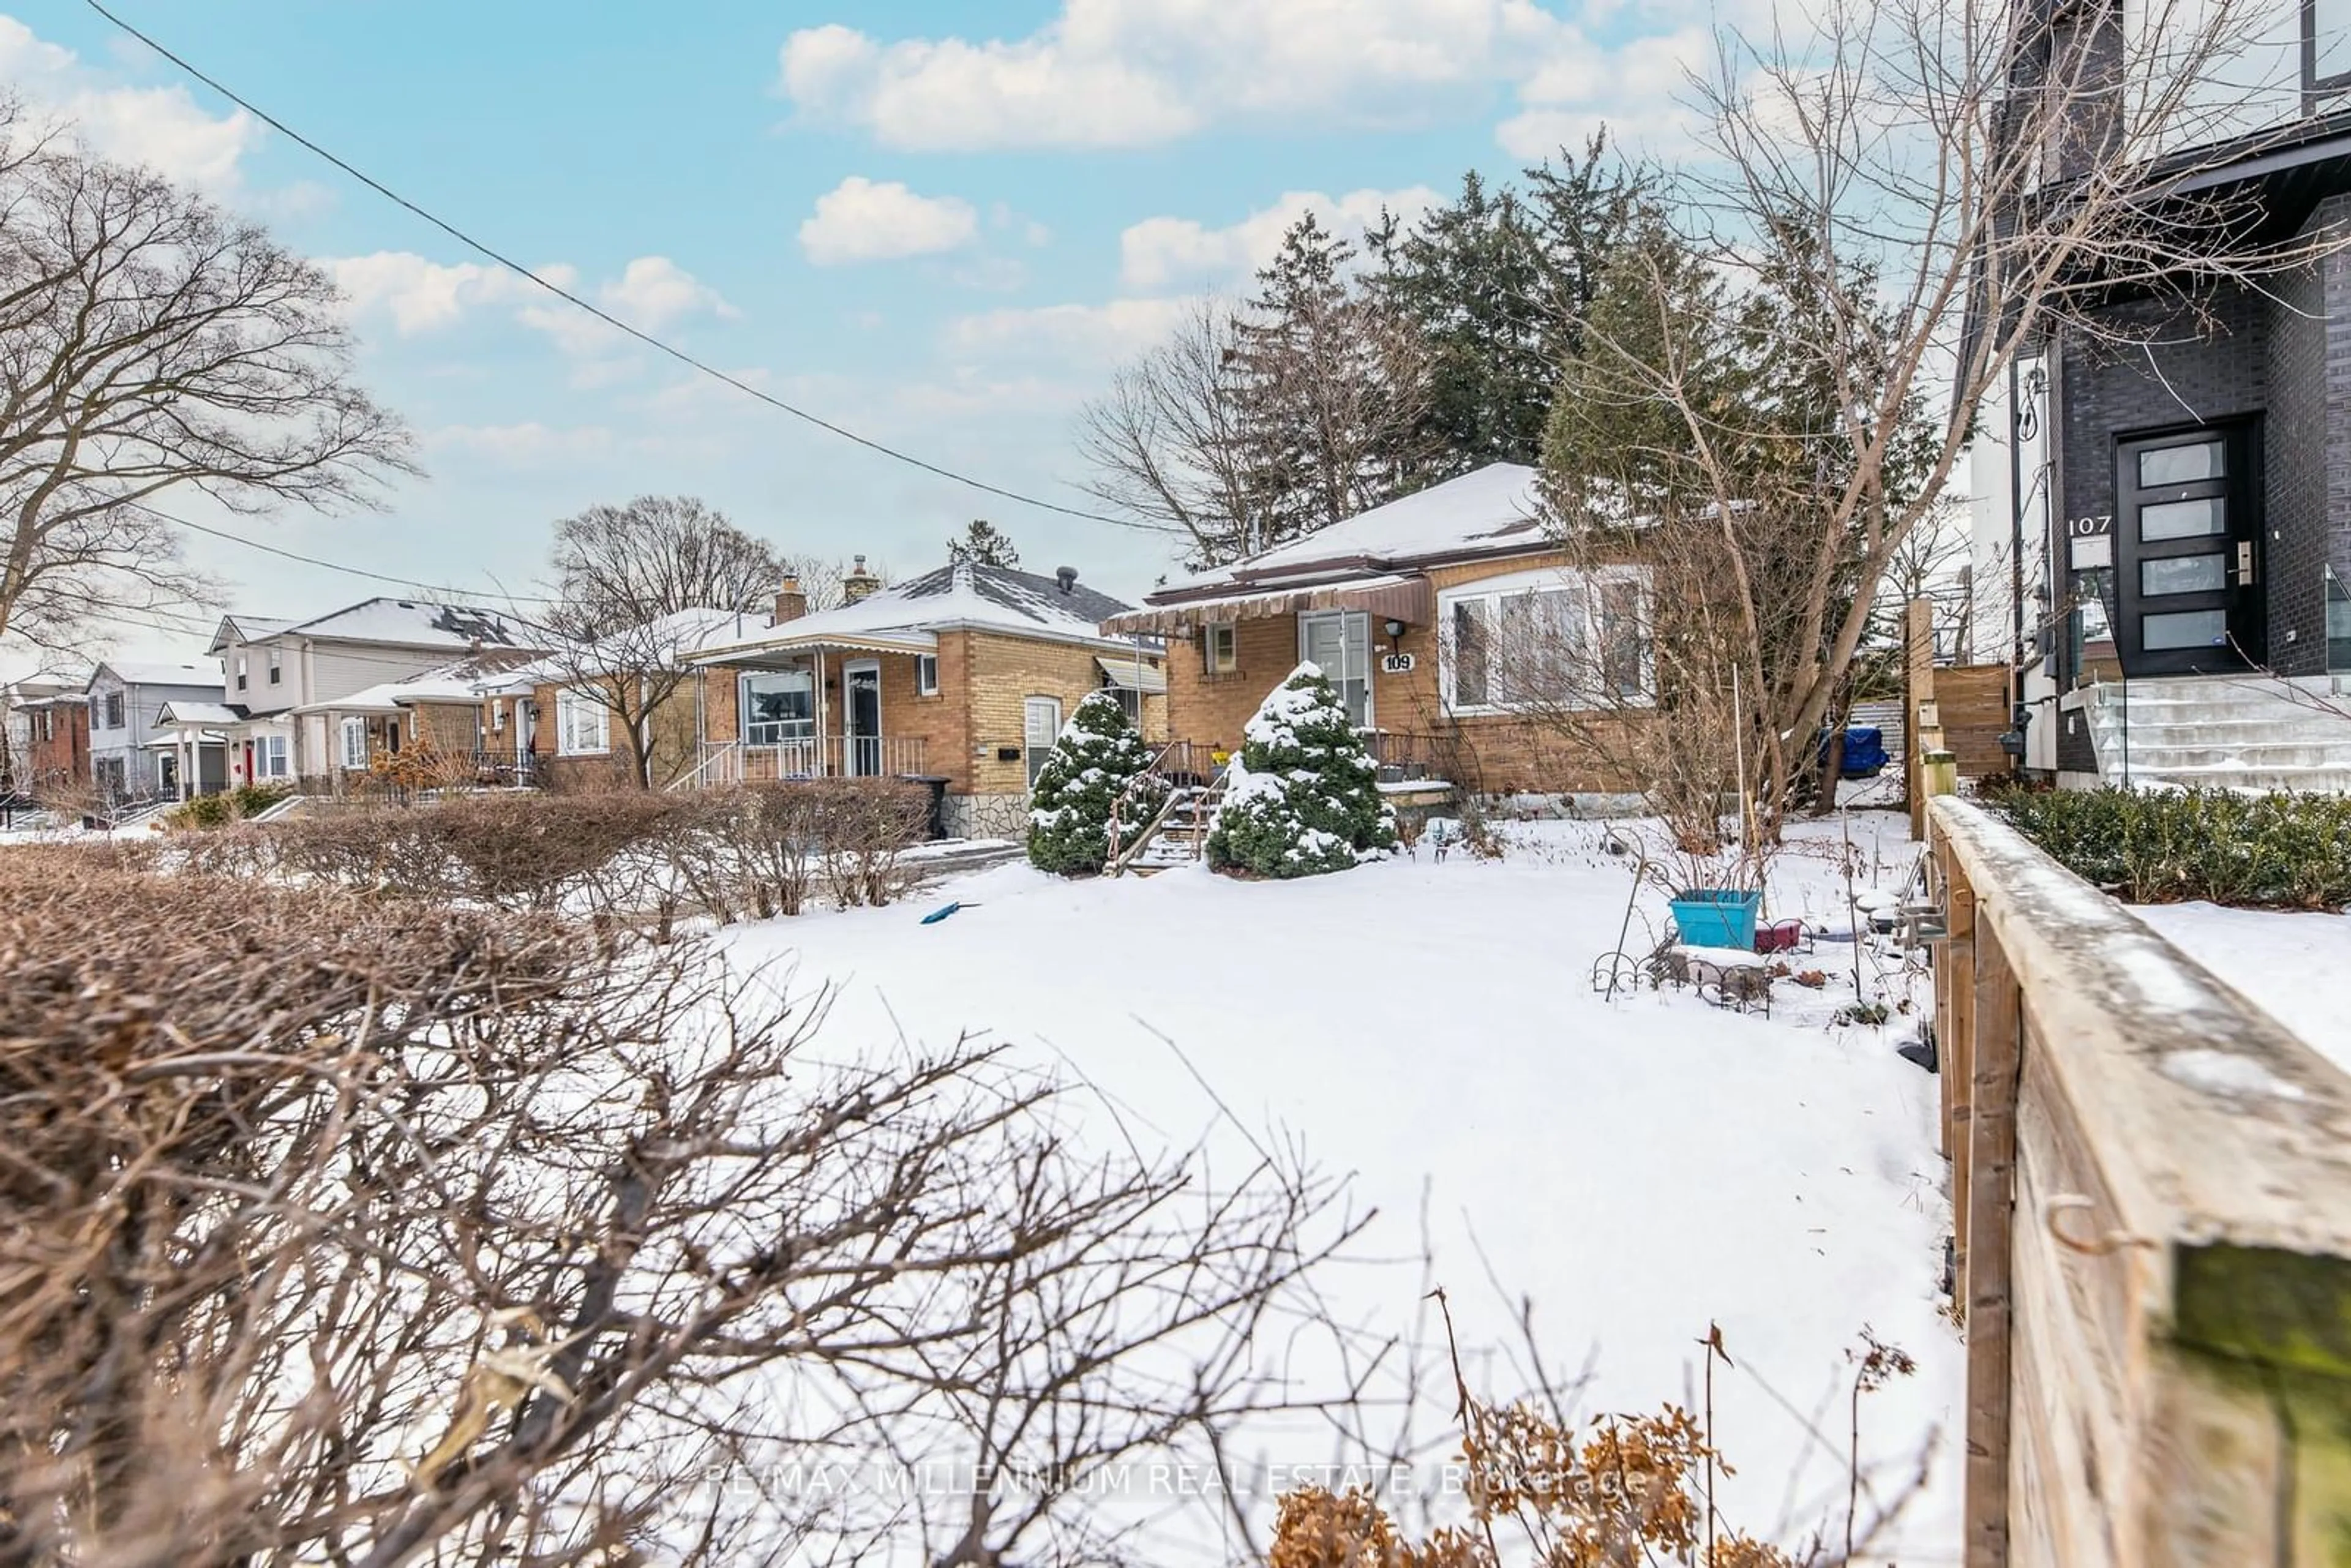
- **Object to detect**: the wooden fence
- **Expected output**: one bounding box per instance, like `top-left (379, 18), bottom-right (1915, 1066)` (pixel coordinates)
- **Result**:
top-left (1928, 797), bottom-right (2351, 1566)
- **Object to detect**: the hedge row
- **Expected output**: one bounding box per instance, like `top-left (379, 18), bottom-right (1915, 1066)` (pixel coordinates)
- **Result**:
top-left (164, 781), bottom-right (932, 928)
top-left (1986, 783), bottom-right (2351, 910)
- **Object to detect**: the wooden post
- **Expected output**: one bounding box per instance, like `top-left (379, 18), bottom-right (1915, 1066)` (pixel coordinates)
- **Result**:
top-left (1941, 876), bottom-right (1978, 1169)
top-left (1906, 598), bottom-right (1937, 836)
top-left (1964, 916), bottom-right (2021, 1568)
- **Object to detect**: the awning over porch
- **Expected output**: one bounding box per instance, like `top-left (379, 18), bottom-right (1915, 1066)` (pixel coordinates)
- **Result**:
top-left (1099, 573), bottom-right (1433, 636)
top-left (1094, 655), bottom-right (1168, 694)
top-left (691, 628), bottom-right (940, 669)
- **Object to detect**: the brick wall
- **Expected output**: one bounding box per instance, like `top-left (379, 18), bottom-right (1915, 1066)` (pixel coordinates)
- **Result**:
top-left (696, 637), bottom-right (1161, 795)
top-left (2053, 238), bottom-right (2351, 678)
top-left (527, 679), bottom-right (701, 789)
top-left (25, 705), bottom-right (90, 790)
top-left (965, 634), bottom-right (1133, 797)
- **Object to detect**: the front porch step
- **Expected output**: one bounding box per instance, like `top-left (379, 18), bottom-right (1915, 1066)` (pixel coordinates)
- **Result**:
top-left (2083, 677), bottom-right (2351, 794)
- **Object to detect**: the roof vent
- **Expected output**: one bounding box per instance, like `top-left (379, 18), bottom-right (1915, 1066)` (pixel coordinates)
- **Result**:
top-left (1055, 566), bottom-right (1078, 594)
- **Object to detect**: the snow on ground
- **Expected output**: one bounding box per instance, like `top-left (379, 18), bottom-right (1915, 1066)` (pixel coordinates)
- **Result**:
top-left (717, 811), bottom-right (1963, 1564)
top-left (2133, 901), bottom-right (2351, 1076)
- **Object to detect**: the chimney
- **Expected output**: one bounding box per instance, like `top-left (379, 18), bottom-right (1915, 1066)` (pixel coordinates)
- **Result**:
top-left (1054, 566), bottom-right (1078, 595)
top-left (844, 555), bottom-right (882, 604)
top-left (773, 572), bottom-right (808, 625)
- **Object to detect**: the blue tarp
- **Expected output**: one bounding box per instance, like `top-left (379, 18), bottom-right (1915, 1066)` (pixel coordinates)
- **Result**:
top-left (1823, 726), bottom-right (1888, 777)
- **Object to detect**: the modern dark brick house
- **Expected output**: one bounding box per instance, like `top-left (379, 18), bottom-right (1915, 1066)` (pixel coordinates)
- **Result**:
top-left (1977, 31), bottom-right (2351, 788)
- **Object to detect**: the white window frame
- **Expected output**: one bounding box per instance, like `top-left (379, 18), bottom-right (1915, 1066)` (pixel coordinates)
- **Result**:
top-left (1022, 696), bottom-right (1062, 790)
top-left (1297, 610), bottom-right (1373, 729)
top-left (1438, 565), bottom-right (1655, 715)
top-left (268, 647), bottom-right (283, 686)
top-left (740, 667), bottom-right (816, 746)
top-left (235, 654), bottom-right (249, 691)
top-left (255, 733), bottom-right (291, 780)
top-left (1203, 623), bottom-right (1239, 674)
top-left (916, 653), bottom-right (940, 696)
top-left (339, 716), bottom-right (369, 770)
top-left (556, 688), bottom-right (612, 756)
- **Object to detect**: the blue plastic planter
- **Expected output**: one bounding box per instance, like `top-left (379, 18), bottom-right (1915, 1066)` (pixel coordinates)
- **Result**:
top-left (1670, 888), bottom-right (1763, 950)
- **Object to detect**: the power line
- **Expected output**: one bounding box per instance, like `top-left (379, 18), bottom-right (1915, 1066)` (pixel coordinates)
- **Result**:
top-left (130, 501), bottom-right (560, 607)
top-left (78, 0), bottom-right (1173, 538)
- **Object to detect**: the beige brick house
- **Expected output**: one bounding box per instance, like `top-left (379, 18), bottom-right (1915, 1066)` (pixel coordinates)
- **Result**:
top-left (689, 560), bottom-right (1167, 837)
top-left (1100, 463), bottom-right (1652, 802)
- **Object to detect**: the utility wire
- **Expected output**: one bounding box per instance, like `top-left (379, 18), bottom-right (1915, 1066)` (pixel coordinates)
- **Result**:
top-left (129, 501), bottom-right (561, 606)
top-left (79, 0), bottom-right (1172, 536)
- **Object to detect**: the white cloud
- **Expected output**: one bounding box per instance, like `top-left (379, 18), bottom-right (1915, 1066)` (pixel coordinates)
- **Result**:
top-left (798, 176), bottom-right (981, 265)
top-left (945, 298), bottom-right (1193, 366)
top-left (1119, 186), bottom-right (1442, 293)
top-left (599, 255), bottom-right (738, 329)
top-left (1496, 26), bottom-right (1712, 158)
top-left (0, 15), bottom-right (261, 187)
top-left (777, 1), bottom-right (1580, 151)
top-left (328, 253), bottom-right (538, 334)
top-left (333, 252), bottom-right (732, 370)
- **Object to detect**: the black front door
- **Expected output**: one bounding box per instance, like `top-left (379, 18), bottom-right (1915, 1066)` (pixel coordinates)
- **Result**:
top-left (2115, 426), bottom-right (2263, 675)
top-left (845, 664), bottom-right (882, 776)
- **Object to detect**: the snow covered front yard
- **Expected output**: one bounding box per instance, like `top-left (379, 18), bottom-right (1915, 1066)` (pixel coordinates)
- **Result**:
top-left (718, 814), bottom-right (1963, 1563)
top-left (2133, 901), bottom-right (2351, 1076)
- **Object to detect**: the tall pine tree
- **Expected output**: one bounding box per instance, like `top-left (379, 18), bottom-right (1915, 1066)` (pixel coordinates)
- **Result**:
top-left (1366, 140), bottom-right (1647, 478)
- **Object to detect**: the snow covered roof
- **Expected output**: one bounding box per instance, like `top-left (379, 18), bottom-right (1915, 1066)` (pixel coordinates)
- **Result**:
top-left (1142, 463), bottom-right (1550, 606)
top-left (1102, 574), bottom-right (1431, 636)
top-left (157, 700), bottom-right (247, 727)
top-left (91, 659), bottom-right (220, 691)
top-left (208, 613), bottom-right (294, 651)
top-left (296, 646), bottom-right (539, 712)
top-left (296, 671), bottom-right (486, 715)
top-left (481, 607), bottom-right (749, 689)
top-left (214, 598), bottom-right (536, 653)
top-left (699, 561), bottom-right (1143, 661)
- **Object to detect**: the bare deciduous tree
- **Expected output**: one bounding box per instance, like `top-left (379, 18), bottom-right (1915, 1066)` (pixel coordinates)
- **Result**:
top-left (1078, 301), bottom-right (1263, 568)
top-left (528, 607), bottom-right (728, 790)
top-left (0, 108), bottom-right (414, 654)
top-left (1079, 219), bottom-right (1433, 569)
top-left (1539, 0), bottom-right (2344, 828)
top-left (548, 496), bottom-right (786, 629)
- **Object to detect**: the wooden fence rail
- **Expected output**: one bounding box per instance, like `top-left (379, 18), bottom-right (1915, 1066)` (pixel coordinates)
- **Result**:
top-left (1928, 797), bottom-right (2351, 1566)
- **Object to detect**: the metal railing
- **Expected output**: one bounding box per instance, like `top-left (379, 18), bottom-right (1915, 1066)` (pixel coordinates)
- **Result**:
top-left (682, 736), bottom-right (929, 789)
top-left (1357, 729), bottom-right (1450, 781)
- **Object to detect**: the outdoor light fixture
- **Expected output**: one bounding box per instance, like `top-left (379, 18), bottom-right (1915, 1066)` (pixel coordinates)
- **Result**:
top-left (1383, 618), bottom-right (1407, 639)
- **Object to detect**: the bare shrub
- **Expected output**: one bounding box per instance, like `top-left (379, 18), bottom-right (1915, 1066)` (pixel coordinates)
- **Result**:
top-left (666, 785), bottom-right (825, 923)
top-left (1270, 1307), bottom-right (1920, 1568)
top-left (812, 778), bottom-right (931, 907)
top-left (0, 847), bottom-right (1357, 1567)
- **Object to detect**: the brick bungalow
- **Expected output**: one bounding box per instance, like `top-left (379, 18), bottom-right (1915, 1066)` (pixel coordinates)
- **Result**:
top-left (299, 647), bottom-right (546, 793)
top-left (1098, 462), bottom-right (1652, 801)
top-left (478, 609), bottom-right (743, 791)
top-left (690, 558), bottom-right (1167, 838)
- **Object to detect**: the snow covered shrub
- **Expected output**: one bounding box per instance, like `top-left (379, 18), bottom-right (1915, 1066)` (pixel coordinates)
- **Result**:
top-left (1207, 663), bottom-right (1397, 879)
top-left (1027, 689), bottom-right (1164, 876)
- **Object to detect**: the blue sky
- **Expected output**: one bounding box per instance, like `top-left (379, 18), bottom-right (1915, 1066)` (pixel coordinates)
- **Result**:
top-left (3, 0), bottom-right (1720, 661)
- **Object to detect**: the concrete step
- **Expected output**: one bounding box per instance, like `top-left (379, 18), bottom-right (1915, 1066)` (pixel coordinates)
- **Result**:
top-left (2124, 768), bottom-right (2351, 793)
top-left (2106, 747), bottom-right (2351, 771)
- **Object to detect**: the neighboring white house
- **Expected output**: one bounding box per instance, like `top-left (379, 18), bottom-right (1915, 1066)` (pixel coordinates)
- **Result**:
top-left (86, 660), bottom-right (224, 803)
top-left (185, 598), bottom-right (541, 787)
